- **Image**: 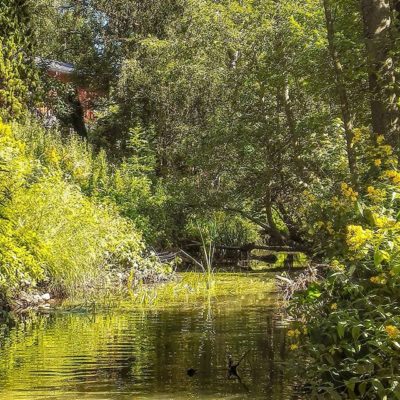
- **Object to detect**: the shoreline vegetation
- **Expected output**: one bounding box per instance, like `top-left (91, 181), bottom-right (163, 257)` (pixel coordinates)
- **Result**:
top-left (9, 271), bottom-right (277, 315)
top-left (0, 119), bottom-right (175, 313)
top-left (1, 0), bottom-right (400, 398)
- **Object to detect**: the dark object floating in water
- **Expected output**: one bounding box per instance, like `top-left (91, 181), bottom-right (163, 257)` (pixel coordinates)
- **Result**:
top-left (187, 368), bottom-right (197, 377)
top-left (227, 351), bottom-right (250, 392)
top-left (228, 350), bottom-right (249, 378)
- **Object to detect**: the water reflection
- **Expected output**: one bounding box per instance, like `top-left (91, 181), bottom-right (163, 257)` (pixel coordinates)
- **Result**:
top-left (0, 275), bottom-right (298, 400)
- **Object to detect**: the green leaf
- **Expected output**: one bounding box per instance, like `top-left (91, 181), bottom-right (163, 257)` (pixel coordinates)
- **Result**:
top-left (352, 325), bottom-right (361, 341)
top-left (345, 377), bottom-right (358, 394)
top-left (359, 381), bottom-right (367, 397)
top-left (337, 321), bottom-right (346, 339)
top-left (374, 250), bottom-right (390, 267)
top-left (371, 379), bottom-right (386, 399)
top-left (357, 201), bottom-right (364, 216)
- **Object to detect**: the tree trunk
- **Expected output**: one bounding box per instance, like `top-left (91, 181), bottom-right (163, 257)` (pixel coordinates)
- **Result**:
top-left (68, 91), bottom-right (87, 139)
top-left (323, 0), bottom-right (358, 186)
top-left (361, 0), bottom-right (399, 147)
top-left (264, 187), bottom-right (285, 245)
top-left (282, 78), bottom-right (297, 151)
top-left (279, 77), bottom-right (305, 174)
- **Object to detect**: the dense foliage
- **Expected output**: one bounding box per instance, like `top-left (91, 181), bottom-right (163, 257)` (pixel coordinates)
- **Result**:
top-left (287, 135), bottom-right (400, 398)
top-left (0, 0), bottom-right (37, 118)
top-left (30, 0), bottom-right (400, 253)
top-left (0, 119), bottom-right (171, 306)
top-left (2, 0), bottom-right (400, 397)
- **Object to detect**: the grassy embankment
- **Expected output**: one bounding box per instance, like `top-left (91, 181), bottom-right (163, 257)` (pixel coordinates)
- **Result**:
top-left (0, 119), bottom-right (172, 310)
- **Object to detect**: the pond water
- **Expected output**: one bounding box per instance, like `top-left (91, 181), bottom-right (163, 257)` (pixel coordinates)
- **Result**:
top-left (0, 273), bottom-right (300, 400)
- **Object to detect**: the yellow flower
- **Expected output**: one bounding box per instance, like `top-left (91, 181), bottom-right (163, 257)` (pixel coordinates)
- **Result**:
top-left (370, 275), bottom-right (387, 285)
top-left (370, 276), bottom-right (379, 284)
top-left (290, 344), bottom-right (299, 351)
top-left (287, 329), bottom-right (301, 338)
top-left (46, 147), bottom-right (60, 165)
top-left (377, 135), bottom-right (385, 145)
top-left (346, 225), bottom-right (373, 251)
top-left (352, 128), bottom-right (362, 144)
top-left (385, 325), bottom-right (400, 338)
top-left (367, 186), bottom-right (387, 203)
top-left (330, 303), bottom-right (337, 310)
top-left (331, 260), bottom-right (345, 271)
top-left (373, 214), bottom-right (395, 228)
top-left (341, 182), bottom-right (358, 201)
top-left (381, 145), bottom-right (393, 156)
top-left (384, 170), bottom-right (400, 185)
top-left (374, 159), bottom-right (382, 167)
top-left (0, 120), bottom-right (12, 137)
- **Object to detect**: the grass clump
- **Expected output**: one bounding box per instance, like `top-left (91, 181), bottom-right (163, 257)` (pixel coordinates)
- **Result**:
top-left (124, 272), bottom-right (276, 308)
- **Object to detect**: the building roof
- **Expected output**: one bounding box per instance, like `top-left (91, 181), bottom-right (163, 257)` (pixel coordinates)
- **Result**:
top-left (35, 57), bottom-right (75, 75)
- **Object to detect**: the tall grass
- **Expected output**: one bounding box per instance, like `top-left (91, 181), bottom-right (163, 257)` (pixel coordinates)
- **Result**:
top-left (12, 120), bottom-right (169, 244)
top-left (198, 220), bottom-right (216, 289)
top-left (0, 119), bottom-right (168, 304)
top-left (185, 211), bottom-right (260, 247)
top-left (10, 176), bottom-right (143, 294)
top-left (180, 220), bottom-right (216, 289)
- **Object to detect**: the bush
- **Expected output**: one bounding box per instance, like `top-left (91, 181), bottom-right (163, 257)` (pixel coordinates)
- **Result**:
top-left (185, 211), bottom-right (260, 247)
top-left (0, 119), bottom-right (169, 305)
top-left (288, 134), bottom-right (400, 399)
top-left (13, 120), bottom-right (169, 245)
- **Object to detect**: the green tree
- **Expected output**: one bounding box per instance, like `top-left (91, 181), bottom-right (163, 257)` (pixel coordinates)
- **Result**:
top-left (0, 0), bottom-right (37, 118)
top-left (361, 0), bottom-right (400, 146)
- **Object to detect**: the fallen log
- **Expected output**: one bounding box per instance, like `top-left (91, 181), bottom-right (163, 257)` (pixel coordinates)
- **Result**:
top-left (216, 244), bottom-right (302, 252)
top-left (184, 242), bottom-right (306, 253)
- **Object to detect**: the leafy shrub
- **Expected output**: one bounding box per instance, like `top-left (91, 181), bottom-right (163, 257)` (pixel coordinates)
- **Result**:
top-left (0, 119), bottom-right (169, 305)
top-left (185, 211), bottom-right (260, 247)
top-left (288, 133), bottom-right (400, 399)
top-left (289, 268), bottom-right (400, 399)
top-left (13, 120), bottom-right (169, 245)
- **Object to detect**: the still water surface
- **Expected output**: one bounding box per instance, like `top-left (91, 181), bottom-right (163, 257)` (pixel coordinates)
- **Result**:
top-left (0, 273), bottom-right (298, 400)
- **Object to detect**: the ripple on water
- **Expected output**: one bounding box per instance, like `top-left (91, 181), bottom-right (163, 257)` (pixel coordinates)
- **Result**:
top-left (0, 275), bottom-right (298, 400)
